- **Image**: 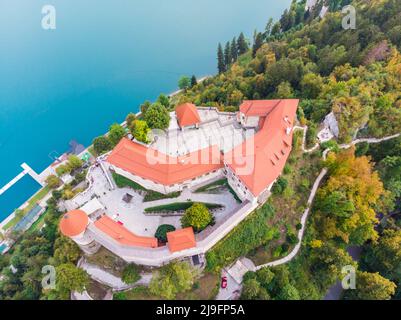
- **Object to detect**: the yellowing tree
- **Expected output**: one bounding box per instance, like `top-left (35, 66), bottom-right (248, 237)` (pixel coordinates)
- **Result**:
top-left (314, 149), bottom-right (384, 245)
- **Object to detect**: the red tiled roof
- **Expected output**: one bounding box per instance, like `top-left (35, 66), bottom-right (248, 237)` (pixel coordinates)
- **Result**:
top-left (167, 227), bottom-right (196, 253)
top-left (107, 100), bottom-right (298, 198)
top-left (59, 210), bottom-right (88, 237)
top-left (94, 215), bottom-right (158, 248)
top-left (175, 103), bottom-right (201, 127)
top-left (239, 100), bottom-right (282, 117)
top-left (225, 99), bottom-right (299, 196)
top-left (107, 138), bottom-right (223, 185)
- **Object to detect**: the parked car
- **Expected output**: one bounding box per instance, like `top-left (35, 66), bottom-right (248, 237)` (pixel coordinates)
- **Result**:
top-left (221, 276), bottom-right (228, 289)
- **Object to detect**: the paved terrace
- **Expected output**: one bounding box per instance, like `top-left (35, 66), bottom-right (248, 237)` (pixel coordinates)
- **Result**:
top-left (66, 165), bottom-right (241, 238)
top-left (86, 200), bottom-right (257, 266)
top-left (151, 108), bottom-right (255, 156)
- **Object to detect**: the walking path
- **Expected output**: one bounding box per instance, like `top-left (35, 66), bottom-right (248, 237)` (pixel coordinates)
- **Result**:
top-left (218, 129), bottom-right (401, 299)
top-left (79, 259), bottom-right (152, 291)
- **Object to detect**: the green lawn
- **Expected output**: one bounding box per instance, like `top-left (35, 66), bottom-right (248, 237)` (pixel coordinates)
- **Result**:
top-left (194, 179), bottom-right (228, 193)
top-left (3, 186), bottom-right (50, 230)
top-left (114, 286), bottom-right (160, 300)
top-left (145, 202), bottom-right (223, 213)
top-left (112, 172), bottom-right (181, 202)
top-left (112, 172), bottom-right (146, 191)
top-left (194, 178), bottom-right (242, 203)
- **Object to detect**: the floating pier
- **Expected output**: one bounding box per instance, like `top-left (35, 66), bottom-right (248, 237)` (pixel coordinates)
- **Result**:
top-left (0, 163), bottom-right (45, 196)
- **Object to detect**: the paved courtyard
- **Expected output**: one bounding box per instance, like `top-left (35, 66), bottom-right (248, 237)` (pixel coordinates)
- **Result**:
top-left (150, 109), bottom-right (255, 156)
top-left (67, 166), bottom-right (241, 238)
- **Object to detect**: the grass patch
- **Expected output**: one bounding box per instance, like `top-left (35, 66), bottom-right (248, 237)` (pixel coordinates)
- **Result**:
top-left (114, 286), bottom-right (160, 300)
top-left (86, 279), bottom-right (110, 300)
top-left (85, 248), bottom-right (128, 277)
top-left (195, 178), bottom-right (242, 203)
top-left (27, 207), bottom-right (50, 233)
top-left (194, 179), bottom-right (228, 193)
top-left (176, 273), bottom-right (220, 300)
top-left (145, 202), bottom-right (223, 213)
top-left (112, 172), bottom-right (146, 191)
top-left (143, 190), bottom-right (181, 202)
top-left (112, 172), bottom-right (181, 202)
top-left (205, 202), bottom-right (276, 273)
top-left (3, 186), bottom-right (50, 230)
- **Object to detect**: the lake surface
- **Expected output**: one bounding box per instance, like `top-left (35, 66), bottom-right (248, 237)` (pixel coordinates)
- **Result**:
top-left (0, 0), bottom-right (290, 221)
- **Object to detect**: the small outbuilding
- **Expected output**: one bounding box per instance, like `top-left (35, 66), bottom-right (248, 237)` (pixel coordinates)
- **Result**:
top-left (175, 103), bottom-right (201, 129)
top-left (167, 227), bottom-right (196, 253)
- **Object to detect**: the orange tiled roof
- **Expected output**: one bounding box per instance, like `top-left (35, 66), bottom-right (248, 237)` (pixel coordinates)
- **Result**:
top-left (107, 138), bottom-right (223, 185)
top-left (175, 103), bottom-right (201, 128)
top-left (94, 215), bottom-right (158, 248)
top-left (239, 100), bottom-right (282, 117)
top-left (167, 227), bottom-right (196, 253)
top-left (225, 99), bottom-right (299, 196)
top-left (59, 210), bottom-right (88, 237)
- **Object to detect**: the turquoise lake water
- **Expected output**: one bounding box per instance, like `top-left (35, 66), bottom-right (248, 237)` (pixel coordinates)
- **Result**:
top-left (0, 0), bottom-right (290, 221)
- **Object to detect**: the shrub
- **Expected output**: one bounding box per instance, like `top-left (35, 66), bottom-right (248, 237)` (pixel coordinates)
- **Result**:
top-left (122, 264), bottom-right (141, 284)
top-left (286, 233), bottom-right (298, 245)
top-left (272, 177), bottom-right (288, 195)
top-left (144, 102), bottom-right (170, 130)
top-left (108, 123), bottom-right (126, 146)
top-left (46, 175), bottom-right (61, 189)
top-left (143, 190), bottom-right (181, 202)
top-left (155, 224), bottom-right (176, 243)
top-left (131, 120), bottom-right (150, 144)
top-left (112, 172), bottom-right (146, 191)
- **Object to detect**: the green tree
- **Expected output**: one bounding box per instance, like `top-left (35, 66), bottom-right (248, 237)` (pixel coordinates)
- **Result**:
top-left (264, 18), bottom-right (274, 39)
top-left (252, 32), bottom-right (264, 57)
top-left (276, 81), bottom-right (294, 98)
top-left (132, 120), bottom-right (150, 143)
top-left (67, 155), bottom-right (83, 171)
top-left (178, 76), bottom-right (191, 91)
top-left (237, 32), bottom-right (249, 55)
top-left (125, 113), bottom-right (136, 127)
top-left (157, 94), bottom-right (170, 109)
top-left (300, 73), bottom-right (324, 99)
top-left (122, 264), bottom-right (141, 284)
top-left (224, 41), bottom-right (232, 67)
top-left (45, 175), bottom-right (61, 189)
top-left (56, 263), bottom-right (89, 296)
top-left (181, 203), bottom-right (213, 232)
top-left (93, 136), bottom-right (112, 155)
top-left (108, 123), bottom-right (126, 146)
top-left (149, 261), bottom-right (198, 299)
top-left (144, 103), bottom-right (170, 130)
top-left (279, 283), bottom-right (300, 300)
top-left (140, 100), bottom-right (152, 115)
top-left (231, 37), bottom-right (238, 61)
top-left (155, 224), bottom-right (176, 243)
top-left (241, 278), bottom-right (270, 300)
top-left (344, 271), bottom-right (396, 300)
top-left (52, 236), bottom-right (81, 265)
top-left (217, 43), bottom-right (226, 74)
top-left (190, 75), bottom-right (197, 88)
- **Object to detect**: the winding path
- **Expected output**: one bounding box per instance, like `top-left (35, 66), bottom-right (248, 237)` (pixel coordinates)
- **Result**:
top-left (220, 128), bottom-right (401, 292)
